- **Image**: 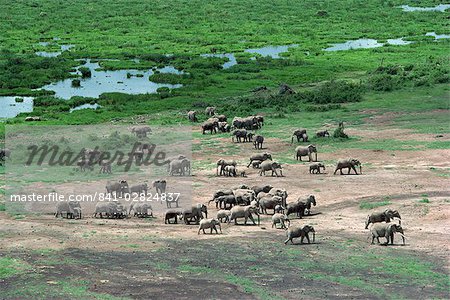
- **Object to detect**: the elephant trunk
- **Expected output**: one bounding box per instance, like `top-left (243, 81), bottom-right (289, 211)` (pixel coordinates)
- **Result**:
top-left (359, 165), bottom-right (362, 174)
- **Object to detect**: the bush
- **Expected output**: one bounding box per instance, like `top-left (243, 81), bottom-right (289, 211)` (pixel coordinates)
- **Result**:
top-left (79, 67), bottom-right (91, 78)
top-left (333, 124), bottom-right (348, 139)
top-left (71, 79), bottom-right (81, 87)
top-left (293, 81), bottom-right (363, 104)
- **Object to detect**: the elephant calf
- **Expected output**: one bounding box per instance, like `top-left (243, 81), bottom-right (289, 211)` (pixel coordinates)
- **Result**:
top-left (271, 214), bottom-right (290, 229)
top-left (216, 210), bottom-right (231, 223)
top-left (309, 163), bottom-right (325, 174)
top-left (370, 223), bottom-right (405, 245)
top-left (284, 225), bottom-right (315, 244)
top-left (198, 218), bottom-right (222, 234)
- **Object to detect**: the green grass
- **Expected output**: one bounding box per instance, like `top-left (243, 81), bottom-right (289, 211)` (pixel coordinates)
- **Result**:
top-left (359, 199), bottom-right (391, 210)
top-left (418, 198), bottom-right (430, 203)
top-left (0, 257), bottom-right (31, 279)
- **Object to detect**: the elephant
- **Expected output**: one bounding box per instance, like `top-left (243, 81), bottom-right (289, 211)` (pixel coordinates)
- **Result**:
top-left (152, 179), bottom-right (167, 194)
top-left (93, 201), bottom-right (120, 218)
top-left (216, 210), bottom-right (231, 223)
top-left (334, 158), bottom-right (361, 175)
top-left (274, 204), bottom-right (285, 214)
top-left (247, 152), bottom-right (272, 167)
top-left (55, 200), bottom-right (82, 219)
top-left (245, 132), bottom-right (254, 142)
top-left (99, 160), bottom-right (112, 174)
top-left (233, 189), bottom-right (256, 206)
top-left (169, 158), bottom-right (191, 176)
top-left (255, 115), bottom-right (264, 126)
top-left (201, 119), bottom-right (218, 134)
top-left (115, 203), bottom-right (128, 219)
top-left (198, 218), bottom-right (222, 234)
top-left (129, 202), bottom-right (153, 217)
top-left (76, 159), bottom-right (94, 172)
top-left (284, 225), bottom-right (315, 244)
top-left (188, 110), bottom-right (198, 122)
top-left (215, 114), bottom-right (227, 122)
top-left (129, 183), bottom-right (148, 196)
top-left (232, 129), bottom-right (247, 142)
top-left (106, 180), bottom-right (129, 198)
top-left (224, 165), bottom-right (237, 177)
top-left (0, 148), bottom-right (10, 165)
top-left (309, 163), bottom-right (325, 174)
top-left (259, 195), bottom-right (283, 214)
top-left (209, 189), bottom-right (234, 206)
top-left (131, 126), bottom-right (152, 138)
top-left (182, 204), bottom-right (208, 225)
top-left (251, 185), bottom-right (273, 196)
top-left (268, 188), bottom-right (288, 207)
top-left (164, 209), bottom-right (182, 224)
top-left (370, 223), bottom-right (405, 245)
top-left (365, 209), bottom-right (401, 229)
top-left (291, 129), bottom-right (307, 144)
top-left (272, 214), bottom-right (290, 229)
top-left (286, 195), bottom-right (316, 218)
top-left (216, 159), bottom-right (237, 176)
top-left (232, 116), bottom-right (258, 130)
top-left (251, 160), bottom-right (262, 169)
top-left (253, 135), bottom-right (264, 149)
top-left (205, 106), bottom-right (216, 116)
top-left (316, 130), bottom-right (330, 137)
top-left (259, 161), bottom-right (283, 177)
top-left (218, 122), bottom-right (231, 132)
top-left (228, 205), bottom-right (260, 225)
top-left (215, 195), bottom-right (237, 209)
top-left (295, 145), bottom-right (317, 162)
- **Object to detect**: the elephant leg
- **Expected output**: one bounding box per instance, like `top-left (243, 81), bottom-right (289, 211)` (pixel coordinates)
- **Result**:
top-left (376, 237), bottom-right (380, 244)
top-left (306, 234), bottom-right (311, 244)
top-left (198, 228), bottom-right (201, 234)
top-left (300, 236), bottom-right (304, 244)
top-left (248, 214), bottom-right (256, 225)
top-left (334, 168), bottom-right (338, 175)
top-left (352, 166), bottom-right (358, 175)
top-left (347, 167), bottom-right (351, 174)
top-left (340, 169), bottom-right (343, 175)
top-left (203, 229), bottom-right (206, 234)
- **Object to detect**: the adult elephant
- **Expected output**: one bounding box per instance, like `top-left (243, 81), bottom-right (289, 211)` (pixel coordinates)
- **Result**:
top-left (201, 118), bottom-right (218, 134)
top-left (295, 145), bottom-right (317, 162)
top-left (131, 126), bottom-right (152, 138)
top-left (231, 129), bottom-right (247, 143)
top-left (233, 189), bottom-right (256, 205)
top-left (253, 135), bottom-right (264, 149)
top-left (182, 204), bottom-right (208, 225)
top-left (187, 110), bottom-right (197, 122)
top-left (205, 106), bottom-right (216, 116)
top-left (334, 158), bottom-right (361, 175)
top-left (251, 185), bottom-right (273, 196)
top-left (286, 195), bottom-right (316, 218)
top-left (106, 180), bottom-right (129, 198)
top-left (216, 159), bottom-right (237, 176)
top-left (291, 129), bottom-right (307, 144)
top-left (268, 187), bottom-right (288, 207)
top-left (247, 152), bottom-right (272, 167)
top-left (259, 161), bottom-right (283, 177)
top-left (365, 209), bottom-right (401, 229)
top-left (152, 179), bottom-right (167, 194)
top-left (228, 205), bottom-right (260, 225)
top-left (55, 200), bottom-right (82, 219)
top-left (370, 223), bottom-right (405, 245)
top-left (259, 195), bottom-right (283, 214)
top-left (169, 158), bottom-right (190, 176)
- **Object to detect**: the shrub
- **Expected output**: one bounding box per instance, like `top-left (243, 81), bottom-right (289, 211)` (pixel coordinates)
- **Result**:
top-left (79, 67), bottom-right (91, 78)
top-left (71, 79), bottom-right (81, 87)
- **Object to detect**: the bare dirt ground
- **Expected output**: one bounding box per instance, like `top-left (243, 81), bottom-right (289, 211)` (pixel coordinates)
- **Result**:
top-left (1, 125), bottom-right (449, 299)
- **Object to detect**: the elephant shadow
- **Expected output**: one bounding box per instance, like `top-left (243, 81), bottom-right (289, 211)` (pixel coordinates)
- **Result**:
top-left (378, 243), bottom-right (408, 247)
top-left (289, 241), bottom-right (321, 246)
